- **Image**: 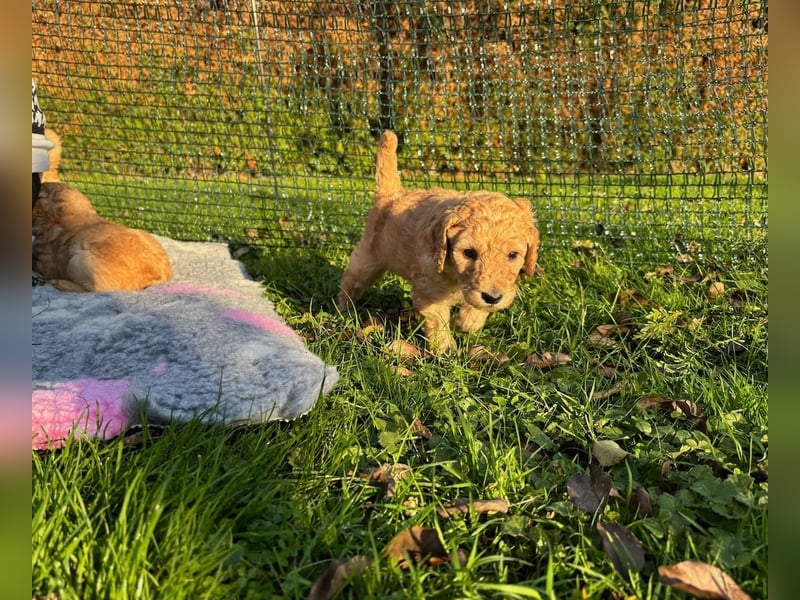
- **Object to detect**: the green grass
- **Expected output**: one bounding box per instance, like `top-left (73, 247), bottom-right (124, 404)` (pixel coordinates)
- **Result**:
top-left (64, 170), bottom-right (767, 269)
top-left (32, 174), bottom-right (767, 598)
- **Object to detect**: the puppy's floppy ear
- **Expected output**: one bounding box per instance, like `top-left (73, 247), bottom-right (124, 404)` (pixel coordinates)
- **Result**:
top-left (427, 207), bottom-right (463, 273)
top-left (513, 198), bottom-right (540, 276)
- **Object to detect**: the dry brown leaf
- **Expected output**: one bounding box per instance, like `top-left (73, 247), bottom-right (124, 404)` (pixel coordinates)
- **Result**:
top-left (352, 463), bottom-right (412, 499)
top-left (386, 339), bottom-right (422, 361)
top-left (567, 463), bottom-right (621, 513)
top-left (658, 561), bottom-right (751, 600)
top-left (597, 521), bottom-right (646, 581)
top-left (436, 497), bottom-right (510, 518)
top-left (612, 310), bottom-right (635, 325)
top-left (390, 365), bottom-right (415, 378)
top-left (728, 289), bottom-right (750, 309)
top-left (467, 345), bottom-right (511, 363)
top-left (410, 418), bottom-right (432, 440)
top-left (589, 359), bottom-right (624, 378)
top-left (630, 487), bottom-right (653, 518)
top-left (645, 266), bottom-right (674, 280)
top-left (637, 396), bottom-right (705, 420)
top-left (524, 351), bottom-right (572, 370)
top-left (591, 380), bottom-right (625, 401)
top-left (617, 288), bottom-right (658, 308)
top-left (645, 266), bottom-right (705, 283)
top-left (307, 555), bottom-right (371, 600)
top-left (587, 324), bottom-right (631, 348)
top-left (384, 526), bottom-right (461, 569)
top-left (707, 281), bottom-right (726, 303)
top-left (680, 273), bottom-right (705, 283)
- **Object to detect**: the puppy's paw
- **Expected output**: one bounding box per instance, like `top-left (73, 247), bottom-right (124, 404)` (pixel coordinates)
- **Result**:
top-left (422, 326), bottom-right (457, 355)
top-left (335, 290), bottom-right (353, 312)
top-left (455, 304), bottom-right (490, 332)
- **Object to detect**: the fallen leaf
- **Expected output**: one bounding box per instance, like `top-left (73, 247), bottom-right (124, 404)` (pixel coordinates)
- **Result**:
top-left (307, 555), bottom-right (371, 600)
top-left (707, 281), bottom-right (726, 303)
top-left (384, 526), bottom-right (461, 569)
top-left (658, 561), bottom-right (751, 599)
top-left (410, 418), bottom-right (432, 440)
top-left (587, 324), bottom-right (631, 348)
top-left (630, 488), bottom-right (653, 518)
top-left (596, 521), bottom-right (646, 581)
top-left (436, 498), bottom-right (509, 518)
top-left (645, 266), bottom-right (705, 283)
top-left (617, 288), bottom-right (658, 308)
top-left (589, 359), bottom-right (624, 378)
top-left (612, 310), bottom-right (635, 325)
top-left (645, 266), bottom-right (674, 280)
top-left (567, 463), bottom-right (621, 513)
top-left (352, 463), bottom-right (412, 499)
top-left (591, 380), bottom-right (625, 401)
top-left (728, 289), bottom-right (750, 309)
top-left (386, 339), bottom-right (422, 361)
top-left (592, 439), bottom-right (629, 467)
top-left (391, 365), bottom-right (415, 378)
top-left (637, 396), bottom-right (705, 420)
top-left (524, 351), bottom-right (572, 370)
top-left (467, 345), bottom-right (511, 363)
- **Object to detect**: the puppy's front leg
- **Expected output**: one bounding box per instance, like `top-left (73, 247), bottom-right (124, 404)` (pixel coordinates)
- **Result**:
top-left (413, 295), bottom-right (456, 354)
top-left (455, 304), bottom-right (490, 332)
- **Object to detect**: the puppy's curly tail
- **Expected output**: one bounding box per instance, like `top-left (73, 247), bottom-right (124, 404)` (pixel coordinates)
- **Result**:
top-left (375, 130), bottom-right (403, 198)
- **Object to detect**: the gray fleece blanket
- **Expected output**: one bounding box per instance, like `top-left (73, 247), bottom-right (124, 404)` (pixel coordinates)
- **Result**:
top-left (32, 236), bottom-right (339, 449)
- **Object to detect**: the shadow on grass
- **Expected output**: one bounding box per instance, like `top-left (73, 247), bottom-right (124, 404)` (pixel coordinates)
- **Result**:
top-left (239, 245), bottom-right (416, 327)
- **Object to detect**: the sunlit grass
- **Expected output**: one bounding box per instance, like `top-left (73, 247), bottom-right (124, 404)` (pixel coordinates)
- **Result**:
top-left (33, 234), bottom-right (767, 598)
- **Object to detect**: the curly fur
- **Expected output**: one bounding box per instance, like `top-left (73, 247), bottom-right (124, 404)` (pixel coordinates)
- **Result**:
top-left (337, 130), bottom-right (540, 353)
top-left (33, 130), bottom-right (171, 292)
top-left (33, 181), bottom-right (172, 292)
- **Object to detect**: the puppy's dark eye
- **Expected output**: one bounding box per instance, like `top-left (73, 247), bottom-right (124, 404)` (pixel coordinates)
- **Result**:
top-left (508, 251), bottom-right (520, 260)
top-left (463, 248), bottom-right (478, 260)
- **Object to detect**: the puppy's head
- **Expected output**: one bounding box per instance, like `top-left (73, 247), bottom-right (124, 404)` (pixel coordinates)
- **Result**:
top-left (432, 195), bottom-right (539, 312)
top-left (33, 182), bottom-right (99, 234)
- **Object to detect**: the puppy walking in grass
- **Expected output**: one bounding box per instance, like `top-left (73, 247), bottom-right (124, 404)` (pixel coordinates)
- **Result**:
top-left (337, 130), bottom-right (540, 354)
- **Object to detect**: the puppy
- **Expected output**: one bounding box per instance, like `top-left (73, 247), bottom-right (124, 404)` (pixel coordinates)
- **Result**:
top-left (33, 132), bottom-right (172, 293)
top-left (337, 130), bottom-right (540, 354)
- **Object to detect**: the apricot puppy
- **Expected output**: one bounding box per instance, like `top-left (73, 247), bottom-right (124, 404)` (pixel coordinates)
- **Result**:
top-left (337, 131), bottom-right (540, 353)
top-left (33, 182), bottom-right (172, 292)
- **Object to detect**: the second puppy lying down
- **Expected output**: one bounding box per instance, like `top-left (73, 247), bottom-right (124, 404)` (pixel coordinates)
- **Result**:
top-left (337, 130), bottom-right (540, 354)
top-left (33, 182), bottom-right (172, 292)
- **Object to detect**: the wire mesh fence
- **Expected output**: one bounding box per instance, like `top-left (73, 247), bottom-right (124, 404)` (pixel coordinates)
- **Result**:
top-left (32, 0), bottom-right (767, 266)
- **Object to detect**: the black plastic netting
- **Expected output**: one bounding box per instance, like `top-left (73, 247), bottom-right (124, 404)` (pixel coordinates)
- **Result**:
top-left (32, 0), bottom-right (767, 266)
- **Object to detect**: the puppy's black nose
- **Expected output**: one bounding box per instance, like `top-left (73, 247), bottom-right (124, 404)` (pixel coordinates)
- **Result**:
top-left (481, 292), bottom-right (503, 305)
